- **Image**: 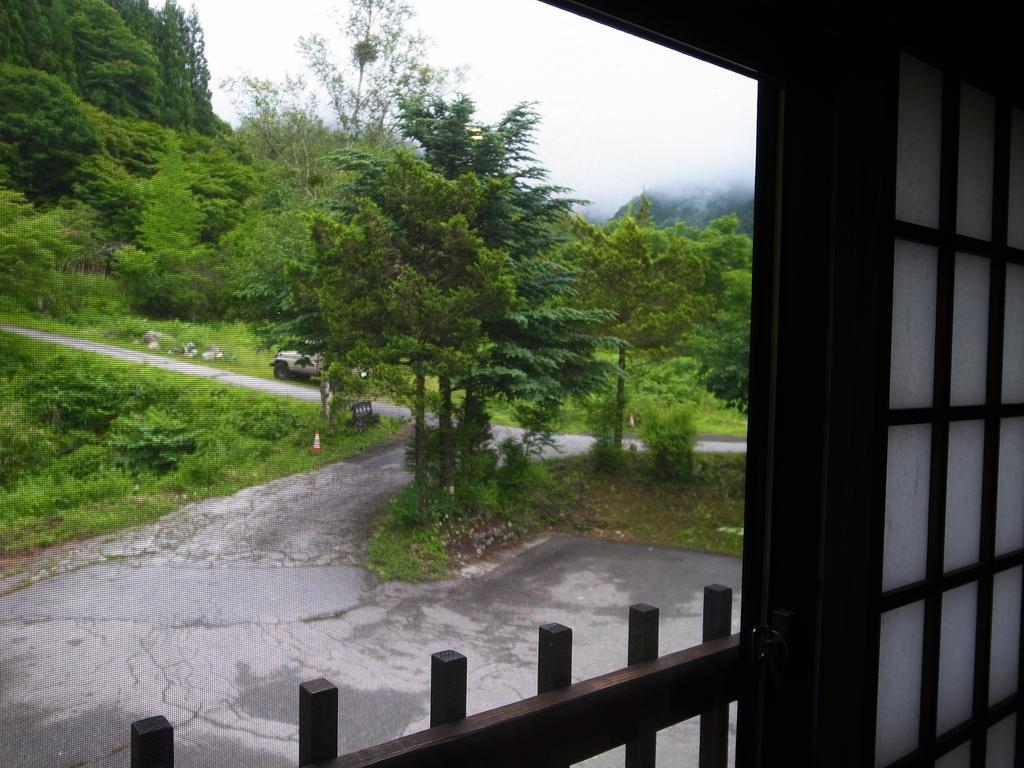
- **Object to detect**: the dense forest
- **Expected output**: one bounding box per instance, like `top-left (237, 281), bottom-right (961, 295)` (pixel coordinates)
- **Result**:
top-left (611, 188), bottom-right (755, 234)
top-left (0, 0), bottom-right (753, 514)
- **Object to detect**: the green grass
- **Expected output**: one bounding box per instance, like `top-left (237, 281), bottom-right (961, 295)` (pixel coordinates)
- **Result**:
top-left (484, 392), bottom-right (747, 438)
top-left (3, 306), bottom-right (746, 438)
top-left (365, 485), bottom-right (451, 581)
top-left (365, 450), bottom-right (745, 582)
top-left (541, 452), bottom-right (746, 555)
top-left (473, 351), bottom-right (748, 438)
top-left (1, 306), bottom-right (308, 385)
top-left (366, 522), bottom-right (449, 582)
top-left (0, 331), bottom-right (402, 555)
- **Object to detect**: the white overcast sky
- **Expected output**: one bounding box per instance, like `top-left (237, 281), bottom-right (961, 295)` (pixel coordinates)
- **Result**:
top-left (186, 0), bottom-right (757, 219)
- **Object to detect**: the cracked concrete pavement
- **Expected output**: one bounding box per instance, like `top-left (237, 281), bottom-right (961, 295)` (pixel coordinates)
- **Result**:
top-left (1, 323), bottom-right (744, 766)
top-left (0, 442), bottom-right (741, 767)
top-left (2, 525), bottom-right (740, 768)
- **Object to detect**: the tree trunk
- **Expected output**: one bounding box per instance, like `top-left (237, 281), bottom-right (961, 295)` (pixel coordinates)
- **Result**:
top-left (461, 385), bottom-right (488, 454)
top-left (414, 372), bottom-right (426, 488)
top-left (319, 377), bottom-right (331, 423)
top-left (439, 376), bottom-right (455, 494)
top-left (614, 343), bottom-right (627, 450)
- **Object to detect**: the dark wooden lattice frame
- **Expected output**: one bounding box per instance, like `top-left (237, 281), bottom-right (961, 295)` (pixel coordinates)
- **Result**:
top-left (873, 54), bottom-right (1024, 767)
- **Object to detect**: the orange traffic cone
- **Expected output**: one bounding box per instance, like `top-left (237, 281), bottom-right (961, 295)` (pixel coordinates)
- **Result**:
top-left (312, 430), bottom-right (321, 453)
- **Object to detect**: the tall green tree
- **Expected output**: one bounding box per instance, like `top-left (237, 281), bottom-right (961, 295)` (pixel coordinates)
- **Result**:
top-left (686, 214), bottom-right (752, 411)
top-left (46, 0), bottom-right (76, 81)
top-left (106, 0), bottom-right (157, 41)
top-left (0, 188), bottom-right (102, 310)
top-left (69, 0), bottom-right (162, 120)
top-left (570, 198), bottom-right (706, 449)
top-left (298, 0), bottom-right (453, 143)
top-left (183, 6), bottom-right (216, 134)
top-left (0, 188), bottom-right (66, 308)
top-left (0, 0), bottom-right (53, 70)
top-left (225, 74), bottom-right (337, 198)
top-left (153, 0), bottom-right (193, 129)
top-left (398, 95), bottom-right (613, 446)
top-left (118, 136), bottom-right (209, 317)
top-left (0, 63), bottom-right (98, 201)
top-left (312, 149), bottom-right (515, 488)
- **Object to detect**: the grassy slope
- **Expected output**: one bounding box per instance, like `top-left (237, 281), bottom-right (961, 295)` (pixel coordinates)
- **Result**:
top-left (0, 332), bottom-right (401, 555)
top-left (365, 451), bottom-right (745, 582)
top-left (2, 306), bottom-right (302, 384)
top-left (4, 306), bottom-right (747, 437)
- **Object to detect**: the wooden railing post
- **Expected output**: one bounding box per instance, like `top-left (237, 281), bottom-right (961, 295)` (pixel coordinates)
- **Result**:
top-left (131, 715), bottom-right (173, 768)
top-left (538, 623), bottom-right (573, 694)
top-left (430, 650), bottom-right (467, 727)
top-left (699, 585), bottom-right (733, 768)
top-left (625, 603), bottom-right (659, 768)
top-left (299, 677), bottom-right (338, 766)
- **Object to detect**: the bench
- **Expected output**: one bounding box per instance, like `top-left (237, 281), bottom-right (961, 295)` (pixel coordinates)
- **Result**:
top-left (349, 400), bottom-right (380, 429)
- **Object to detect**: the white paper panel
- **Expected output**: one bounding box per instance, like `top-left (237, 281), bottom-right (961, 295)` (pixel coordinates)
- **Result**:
top-left (1003, 264), bottom-right (1024, 403)
top-left (884, 425), bottom-right (932, 590)
top-left (1009, 109), bottom-right (1024, 249)
top-left (945, 420), bottom-right (984, 571)
top-left (937, 583), bottom-right (977, 734)
top-left (996, 418), bottom-right (1024, 555)
top-left (950, 254), bottom-right (990, 405)
top-left (896, 54), bottom-right (943, 228)
top-left (935, 743), bottom-right (970, 768)
top-left (987, 715), bottom-right (1017, 768)
top-left (890, 242), bottom-right (938, 409)
top-left (875, 601), bottom-right (925, 767)
top-left (957, 85), bottom-right (996, 240)
top-left (989, 566), bottom-right (1022, 705)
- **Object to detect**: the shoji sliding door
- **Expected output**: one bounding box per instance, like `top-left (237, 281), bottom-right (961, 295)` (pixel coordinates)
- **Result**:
top-left (876, 53), bottom-right (1024, 767)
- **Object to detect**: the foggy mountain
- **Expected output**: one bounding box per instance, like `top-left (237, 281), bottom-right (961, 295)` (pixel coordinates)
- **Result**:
top-left (603, 187), bottom-right (755, 233)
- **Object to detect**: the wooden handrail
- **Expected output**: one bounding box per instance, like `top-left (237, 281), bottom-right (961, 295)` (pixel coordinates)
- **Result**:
top-left (335, 633), bottom-right (742, 768)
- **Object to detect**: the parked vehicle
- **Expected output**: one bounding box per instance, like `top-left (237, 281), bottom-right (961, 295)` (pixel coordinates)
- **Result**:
top-left (271, 350), bottom-right (323, 379)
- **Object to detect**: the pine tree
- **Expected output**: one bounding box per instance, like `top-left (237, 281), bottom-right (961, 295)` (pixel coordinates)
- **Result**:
top-left (119, 135), bottom-right (208, 316)
top-left (312, 149), bottom-right (516, 488)
top-left (569, 199), bottom-right (708, 449)
top-left (47, 0), bottom-right (76, 84)
top-left (153, 1), bottom-right (192, 129)
top-left (184, 6), bottom-right (215, 134)
top-left (69, 0), bottom-right (162, 121)
top-left (398, 95), bottom-right (614, 445)
top-left (0, 0), bottom-right (50, 69)
top-left (106, 0), bottom-right (157, 40)
top-left (0, 63), bottom-right (99, 201)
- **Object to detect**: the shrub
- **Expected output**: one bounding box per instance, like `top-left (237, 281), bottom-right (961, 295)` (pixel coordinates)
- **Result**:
top-left (636, 402), bottom-right (696, 482)
top-left (231, 399), bottom-right (297, 441)
top-left (589, 437), bottom-right (625, 473)
top-left (455, 478), bottom-right (500, 516)
top-left (108, 409), bottom-right (197, 472)
top-left (58, 443), bottom-right (112, 479)
top-left (496, 438), bottom-right (530, 487)
top-left (175, 434), bottom-right (269, 489)
top-left (26, 361), bottom-right (144, 432)
top-left (0, 399), bottom-right (61, 487)
top-left (388, 484), bottom-right (457, 529)
top-left (582, 392), bottom-right (625, 473)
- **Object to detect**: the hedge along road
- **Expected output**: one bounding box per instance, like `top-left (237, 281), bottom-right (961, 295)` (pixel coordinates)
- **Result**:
top-left (0, 324), bottom-right (747, 455)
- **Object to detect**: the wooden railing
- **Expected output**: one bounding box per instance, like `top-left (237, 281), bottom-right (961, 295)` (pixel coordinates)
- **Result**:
top-left (129, 585), bottom-right (740, 768)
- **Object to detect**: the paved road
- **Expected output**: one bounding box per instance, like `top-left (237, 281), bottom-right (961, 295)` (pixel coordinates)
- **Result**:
top-left (1, 527), bottom-right (740, 768)
top-left (0, 324), bottom-right (747, 455)
top-left (0, 322), bottom-right (744, 766)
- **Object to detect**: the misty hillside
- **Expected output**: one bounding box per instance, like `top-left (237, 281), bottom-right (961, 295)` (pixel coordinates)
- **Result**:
top-left (610, 189), bottom-right (755, 233)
